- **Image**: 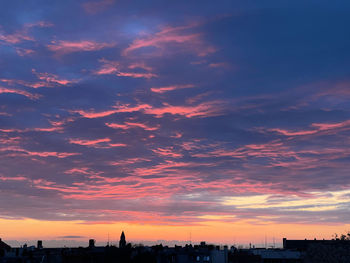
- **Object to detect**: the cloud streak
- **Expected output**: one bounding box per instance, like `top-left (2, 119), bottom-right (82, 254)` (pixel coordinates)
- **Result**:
top-left (47, 40), bottom-right (115, 54)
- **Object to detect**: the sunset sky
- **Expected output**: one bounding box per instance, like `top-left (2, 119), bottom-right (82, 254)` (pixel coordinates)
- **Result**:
top-left (1, 0), bottom-right (350, 247)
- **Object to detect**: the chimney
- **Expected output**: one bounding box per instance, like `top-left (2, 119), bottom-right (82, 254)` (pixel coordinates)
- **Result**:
top-left (89, 239), bottom-right (95, 248)
top-left (37, 240), bottom-right (43, 249)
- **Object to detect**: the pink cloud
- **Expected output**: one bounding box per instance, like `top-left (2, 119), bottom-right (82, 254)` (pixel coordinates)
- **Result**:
top-left (65, 167), bottom-right (103, 176)
top-left (27, 151), bottom-right (79, 158)
top-left (123, 24), bottom-right (216, 57)
top-left (0, 135), bottom-right (21, 145)
top-left (94, 59), bottom-right (120, 75)
top-left (24, 21), bottom-right (53, 28)
top-left (95, 59), bottom-right (157, 79)
top-left (0, 146), bottom-right (79, 158)
top-left (106, 121), bottom-right (159, 131)
top-left (270, 128), bottom-right (317, 136)
top-left (108, 143), bottom-right (127, 147)
top-left (0, 125), bottom-right (63, 133)
top-left (0, 87), bottom-right (40, 100)
top-left (312, 120), bottom-right (350, 130)
top-left (47, 116), bottom-right (75, 130)
top-left (105, 123), bottom-right (129, 129)
top-left (0, 31), bottom-right (33, 44)
top-left (152, 147), bottom-right (183, 158)
top-left (314, 81), bottom-right (350, 98)
top-left (69, 138), bottom-right (111, 146)
top-left (71, 109), bottom-right (119, 118)
top-left (72, 103), bottom-right (153, 119)
top-left (144, 101), bottom-right (226, 118)
top-left (128, 62), bottom-right (153, 72)
top-left (0, 21), bottom-right (52, 45)
top-left (74, 100), bottom-right (226, 119)
top-left (82, 0), bottom-right (115, 14)
top-left (150, 84), bottom-right (194, 94)
top-left (0, 70), bottom-right (76, 89)
top-left (33, 127), bottom-right (63, 132)
top-left (15, 48), bottom-right (35, 56)
top-left (116, 71), bottom-right (157, 79)
top-left (270, 119), bottom-right (350, 137)
top-left (47, 40), bottom-right (115, 54)
top-left (133, 160), bottom-right (214, 177)
top-left (0, 112), bottom-right (11, 116)
top-left (191, 141), bottom-right (297, 160)
top-left (32, 69), bottom-right (76, 86)
top-left (0, 78), bottom-right (47, 89)
top-left (108, 157), bottom-right (150, 166)
top-left (171, 132), bottom-right (183, 138)
top-left (186, 91), bottom-right (214, 104)
top-left (69, 137), bottom-right (126, 148)
top-left (208, 62), bottom-right (233, 70)
top-left (0, 129), bottom-right (21, 133)
top-left (114, 103), bottom-right (153, 113)
top-left (0, 175), bottom-right (28, 181)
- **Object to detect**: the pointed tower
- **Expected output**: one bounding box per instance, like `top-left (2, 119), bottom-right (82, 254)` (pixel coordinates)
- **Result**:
top-left (119, 231), bottom-right (126, 248)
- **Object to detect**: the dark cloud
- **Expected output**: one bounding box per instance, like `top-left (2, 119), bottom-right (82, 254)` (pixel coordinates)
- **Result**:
top-left (0, 0), bottom-right (349, 227)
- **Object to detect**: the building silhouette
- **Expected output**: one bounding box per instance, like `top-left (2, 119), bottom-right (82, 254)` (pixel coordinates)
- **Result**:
top-left (119, 231), bottom-right (126, 248)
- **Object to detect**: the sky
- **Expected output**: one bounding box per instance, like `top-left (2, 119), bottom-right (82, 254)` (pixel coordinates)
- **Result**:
top-left (0, 0), bottom-right (350, 247)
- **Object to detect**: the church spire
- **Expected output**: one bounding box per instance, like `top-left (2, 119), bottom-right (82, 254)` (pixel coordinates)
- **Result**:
top-left (119, 231), bottom-right (126, 248)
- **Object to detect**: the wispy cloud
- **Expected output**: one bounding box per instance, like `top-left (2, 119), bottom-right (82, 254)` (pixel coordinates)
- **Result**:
top-left (106, 121), bottom-right (159, 131)
top-left (72, 100), bottom-right (226, 119)
top-left (47, 40), bottom-right (115, 54)
top-left (95, 59), bottom-right (157, 79)
top-left (123, 24), bottom-right (216, 57)
top-left (270, 119), bottom-right (350, 137)
top-left (151, 84), bottom-right (194, 94)
top-left (0, 21), bottom-right (52, 44)
top-left (69, 138), bottom-right (126, 148)
top-left (152, 147), bottom-right (183, 158)
top-left (0, 146), bottom-right (80, 158)
top-left (0, 87), bottom-right (40, 100)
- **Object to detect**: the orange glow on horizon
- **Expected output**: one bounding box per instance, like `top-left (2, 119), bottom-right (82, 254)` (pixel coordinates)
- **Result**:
top-left (0, 218), bottom-right (348, 246)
